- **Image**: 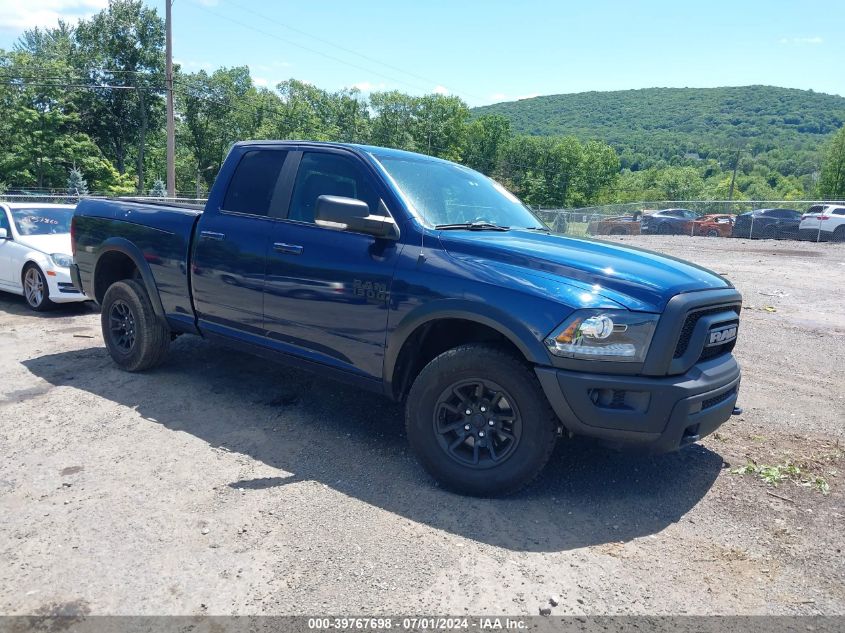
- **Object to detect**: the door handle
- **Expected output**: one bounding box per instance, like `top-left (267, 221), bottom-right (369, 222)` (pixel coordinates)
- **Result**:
top-left (273, 242), bottom-right (303, 255)
top-left (200, 230), bottom-right (225, 240)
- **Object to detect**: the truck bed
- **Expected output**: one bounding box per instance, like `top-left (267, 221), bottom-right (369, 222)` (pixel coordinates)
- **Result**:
top-left (73, 198), bottom-right (203, 331)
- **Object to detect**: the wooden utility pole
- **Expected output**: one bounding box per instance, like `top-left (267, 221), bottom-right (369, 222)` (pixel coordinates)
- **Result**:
top-left (727, 148), bottom-right (741, 204)
top-left (165, 0), bottom-right (176, 198)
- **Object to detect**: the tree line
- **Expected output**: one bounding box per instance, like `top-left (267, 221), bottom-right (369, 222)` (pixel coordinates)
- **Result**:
top-left (1, 0), bottom-right (843, 206)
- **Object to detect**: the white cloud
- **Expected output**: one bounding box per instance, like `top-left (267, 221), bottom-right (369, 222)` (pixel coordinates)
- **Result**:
top-left (0, 0), bottom-right (107, 32)
top-left (432, 85), bottom-right (449, 95)
top-left (193, 0), bottom-right (220, 6)
top-left (517, 92), bottom-right (540, 100)
top-left (779, 36), bottom-right (823, 45)
top-left (253, 77), bottom-right (270, 87)
top-left (489, 92), bottom-right (508, 102)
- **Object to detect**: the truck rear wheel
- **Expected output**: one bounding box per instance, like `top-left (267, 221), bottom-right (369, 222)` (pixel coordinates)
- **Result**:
top-left (405, 344), bottom-right (558, 496)
top-left (101, 279), bottom-right (170, 372)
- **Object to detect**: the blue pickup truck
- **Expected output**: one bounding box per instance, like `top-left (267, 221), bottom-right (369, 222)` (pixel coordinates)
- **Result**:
top-left (71, 141), bottom-right (742, 496)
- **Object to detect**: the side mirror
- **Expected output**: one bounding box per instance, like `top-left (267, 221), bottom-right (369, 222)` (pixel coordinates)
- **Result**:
top-left (315, 196), bottom-right (400, 240)
top-left (0, 228), bottom-right (8, 239)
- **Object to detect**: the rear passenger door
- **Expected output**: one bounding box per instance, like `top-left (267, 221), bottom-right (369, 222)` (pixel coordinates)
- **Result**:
top-left (262, 149), bottom-right (401, 380)
top-left (192, 149), bottom-right (289, 337)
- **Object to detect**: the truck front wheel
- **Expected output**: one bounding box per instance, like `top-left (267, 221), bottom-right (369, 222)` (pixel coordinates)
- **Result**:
top-left (405, 344), bottom-right (558, 496)
top-left (101, 279), bottom-right (170, 372)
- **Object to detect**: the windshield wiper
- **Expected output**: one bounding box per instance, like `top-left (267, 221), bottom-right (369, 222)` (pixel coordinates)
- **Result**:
top-left (435, 221), bottom-right (510, 231)
top-left (518, 226), bottom-right (551, 232)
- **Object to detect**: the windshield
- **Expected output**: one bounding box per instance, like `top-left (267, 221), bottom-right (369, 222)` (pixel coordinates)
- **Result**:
top-left (373, 154), bottom-right (544, 229)
top-left (11, 208), bottom-right (73, 236)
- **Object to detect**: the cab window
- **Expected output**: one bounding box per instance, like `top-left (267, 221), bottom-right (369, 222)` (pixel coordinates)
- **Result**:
top-left (288, 152), bottom-right (380, 223)
top-left (222, 150), bottom-right (288, 216)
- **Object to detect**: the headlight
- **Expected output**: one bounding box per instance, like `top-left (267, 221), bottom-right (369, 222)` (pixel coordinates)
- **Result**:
top-left (544, 310), bottom-right (659, 362)
top-left (50, 253), bottom-right (73, 268)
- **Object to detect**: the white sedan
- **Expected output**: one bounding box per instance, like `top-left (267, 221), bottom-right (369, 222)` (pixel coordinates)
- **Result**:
top-left (0, 202), bottom-right (88, 310)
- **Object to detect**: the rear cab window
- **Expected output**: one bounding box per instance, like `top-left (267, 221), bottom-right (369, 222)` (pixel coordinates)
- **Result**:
top-left (222, 150), bottom-right (288, 216)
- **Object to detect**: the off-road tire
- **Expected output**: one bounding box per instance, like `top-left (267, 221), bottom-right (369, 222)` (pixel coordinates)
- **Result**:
top-left (405, 344), bottom-right (558, 497)
top-left (101, 279), bottom-right (170, 372)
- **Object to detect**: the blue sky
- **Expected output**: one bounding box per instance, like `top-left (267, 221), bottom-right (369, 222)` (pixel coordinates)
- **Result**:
top-left (0, 0), bottom-right (841, 105)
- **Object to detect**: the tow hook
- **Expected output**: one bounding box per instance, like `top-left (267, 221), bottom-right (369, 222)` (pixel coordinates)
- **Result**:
top-left (732, 406), bottom-right (743, 416)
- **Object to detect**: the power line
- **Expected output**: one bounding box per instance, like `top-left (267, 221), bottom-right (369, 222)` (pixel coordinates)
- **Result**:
top-left (0, 80), bottom-right (163, 90)
top-left (186, 0), bottom-right (452, 99)
top-left (220, 0), bottom-right (483, 102)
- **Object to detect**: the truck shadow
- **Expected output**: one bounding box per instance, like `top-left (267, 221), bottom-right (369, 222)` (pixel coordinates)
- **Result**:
top-left (23, 336), bottom-right (723, 553)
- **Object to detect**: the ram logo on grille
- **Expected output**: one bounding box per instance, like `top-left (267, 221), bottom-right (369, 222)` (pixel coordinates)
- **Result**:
top-left (706, 324), bottom-right (738, 347)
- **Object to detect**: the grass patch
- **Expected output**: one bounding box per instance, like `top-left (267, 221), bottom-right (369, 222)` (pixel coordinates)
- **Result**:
top-left (731, 458), bottom-right (836, 495)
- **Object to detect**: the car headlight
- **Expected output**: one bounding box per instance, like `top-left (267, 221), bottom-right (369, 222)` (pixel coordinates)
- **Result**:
top-left (50, 253), bottom-right (73, 268)
top-left (544, 310), bottom-right (659, 362)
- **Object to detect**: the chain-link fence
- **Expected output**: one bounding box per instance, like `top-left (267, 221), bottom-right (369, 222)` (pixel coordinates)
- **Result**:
top-left (4, 193), bottom-right (843, 242)
top-left (534, 200), bottom-right (845, 242)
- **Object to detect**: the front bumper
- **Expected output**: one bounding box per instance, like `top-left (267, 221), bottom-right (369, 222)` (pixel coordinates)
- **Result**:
top-left (45, 266), bottom-right (87, 304)
top-left (536, 354), bottom-right (740, 453)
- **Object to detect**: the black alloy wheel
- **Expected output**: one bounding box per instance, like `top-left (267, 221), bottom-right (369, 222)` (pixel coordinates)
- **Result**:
top-left (108, 299), bottom-right (137, 352)
top-left (433, 378), bottom-right (522, 468)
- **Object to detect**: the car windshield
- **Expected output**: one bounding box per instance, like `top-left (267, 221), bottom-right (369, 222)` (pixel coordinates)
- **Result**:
top-left (11, 208), bottom-right (73, 236)
top-left (372, 154), bottom-right (544, 229)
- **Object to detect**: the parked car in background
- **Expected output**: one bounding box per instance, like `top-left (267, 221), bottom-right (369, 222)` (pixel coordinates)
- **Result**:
top-left (692, 214), bottom-right (734, 237)
top-left (731, 208), bottom-right (802, 239)
top-left (798, 204), bottom-right (845, 242)
top-left (0, 202), bottom-right (86, 310)
top-left (640, 208), bottom-right (699, 235)
top-left (587, 211), bottom-right (642, 236)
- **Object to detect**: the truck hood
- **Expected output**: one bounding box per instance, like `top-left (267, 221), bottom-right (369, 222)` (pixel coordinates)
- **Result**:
top-left (15, 233), bottom-right (72, 256)
top-left (439, 230), bottom-right (731, 312)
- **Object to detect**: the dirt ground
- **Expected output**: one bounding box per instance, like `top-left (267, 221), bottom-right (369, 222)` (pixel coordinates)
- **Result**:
top-left (0, 235), bottom-right (843, 617)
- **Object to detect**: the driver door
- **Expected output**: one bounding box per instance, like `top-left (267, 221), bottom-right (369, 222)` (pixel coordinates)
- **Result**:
top-left (262, 149), bottom-right (401, 380)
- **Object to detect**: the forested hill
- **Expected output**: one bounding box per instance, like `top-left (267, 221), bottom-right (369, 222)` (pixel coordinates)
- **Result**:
top-left (472, 85), bottom-right (845, 169)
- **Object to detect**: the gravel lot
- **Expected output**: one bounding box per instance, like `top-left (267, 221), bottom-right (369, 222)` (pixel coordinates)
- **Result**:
top-left (1, 236), bottom-right (843, 617)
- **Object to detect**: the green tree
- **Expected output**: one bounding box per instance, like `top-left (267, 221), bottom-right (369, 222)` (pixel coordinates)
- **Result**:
top-left (464, 114), bottom-right (511, 175)
top-left (267, 79), bottom-right (339, 140)
top-left (818, 126), bottom-right (845, 199)
top-left (180, 66), bottom-right (266, 189)
top-left (655, 166), bottom-right (704, 200)
top-left (0, 50), bottom-right (107, 189)
top-left (66, 167), bottom-right (89, 196)
top-left (73, 0), bottom-right (165, 190)
top-left (149, 178), bottom-right (166, 197)
top-left (332, 87), bottom-right (370, 143)
top-left (369, 91), bottom-right (417, 150)
top-left (411, 94), bottom-right (469, 162)
top-left (570, 141), bottom-right (620, 206)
